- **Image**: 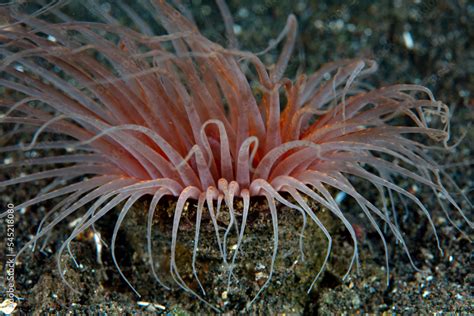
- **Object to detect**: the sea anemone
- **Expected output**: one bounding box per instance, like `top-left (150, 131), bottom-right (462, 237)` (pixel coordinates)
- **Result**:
top-left (0, 0), bottom-right (471, 312)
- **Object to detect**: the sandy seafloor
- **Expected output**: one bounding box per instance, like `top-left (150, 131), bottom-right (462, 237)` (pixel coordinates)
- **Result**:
top-left (0, 0), bottom-right (473, 314)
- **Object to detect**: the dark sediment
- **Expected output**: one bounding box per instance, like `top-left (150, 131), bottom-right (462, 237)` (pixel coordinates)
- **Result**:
top-left (1, 0), bottom-right (473, 314)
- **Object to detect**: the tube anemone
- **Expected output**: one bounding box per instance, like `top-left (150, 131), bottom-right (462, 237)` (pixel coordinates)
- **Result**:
top-left (0, 0), bottom-right (472, 312)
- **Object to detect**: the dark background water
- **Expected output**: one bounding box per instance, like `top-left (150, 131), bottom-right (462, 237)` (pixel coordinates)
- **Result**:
top-left (1, 0), bottom-right (472, 314)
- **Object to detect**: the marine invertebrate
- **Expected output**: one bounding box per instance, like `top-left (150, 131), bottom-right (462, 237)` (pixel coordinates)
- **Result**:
top-left (0, 0), bottom-right (471, 312)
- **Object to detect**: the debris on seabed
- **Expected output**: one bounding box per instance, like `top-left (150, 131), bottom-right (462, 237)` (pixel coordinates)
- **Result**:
top-left (0, 299), bottom-right (17, 314)
top-left (137, 301), bottom-right (166, 312)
